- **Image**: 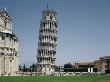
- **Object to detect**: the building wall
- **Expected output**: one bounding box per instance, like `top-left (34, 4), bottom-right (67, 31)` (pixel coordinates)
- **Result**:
top-left (0, 10), bottom-right (19, 76)
top-left (101, 60), bottom-right (110, 73)
top-left (94, 60), bottom-right (102, 72)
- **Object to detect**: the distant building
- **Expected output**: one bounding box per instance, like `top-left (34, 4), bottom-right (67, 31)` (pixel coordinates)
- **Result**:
top-left (0, 10), bottom-right (19, 76)
top-left (75, 56), bottom-right (110, 73)
top-left (37, 8), bottom-right (58, 75)
top-left (75, 62), bottom-right (94, 68)
top-left (94, 56), bottom-right (110, 73)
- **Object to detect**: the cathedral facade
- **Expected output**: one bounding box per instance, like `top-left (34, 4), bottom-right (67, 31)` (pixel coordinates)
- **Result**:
top-left (37, 9), bottom-right (58, 75)
top-left (0, 10), bottom-right (19, 76)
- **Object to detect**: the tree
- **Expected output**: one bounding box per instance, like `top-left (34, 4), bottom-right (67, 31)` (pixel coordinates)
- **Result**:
top-left (31, 63), bottom-right (36, 72)
top-left (19, 65), bottom-right (22, 72)
top-left (64, 63), bottom-right (73, 68)
top-left (23, 64), bottom-right (27, 72)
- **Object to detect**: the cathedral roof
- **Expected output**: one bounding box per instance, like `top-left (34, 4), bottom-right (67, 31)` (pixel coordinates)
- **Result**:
top-left (0, 10), bottom-right (12, 21)
top-left (99, 56), bottom-right (110, 60)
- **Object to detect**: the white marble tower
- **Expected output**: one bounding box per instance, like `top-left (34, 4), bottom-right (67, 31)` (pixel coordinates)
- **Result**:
top-left (37, 7), bottom-right (58, 75)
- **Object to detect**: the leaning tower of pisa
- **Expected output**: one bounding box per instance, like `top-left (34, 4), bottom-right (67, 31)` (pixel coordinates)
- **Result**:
top-left (37, 9), bottom-right (58, 75)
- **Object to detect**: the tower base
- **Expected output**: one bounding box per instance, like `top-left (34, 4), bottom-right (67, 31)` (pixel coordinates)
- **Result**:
top-left (37, 64), bottom-right (55, 75)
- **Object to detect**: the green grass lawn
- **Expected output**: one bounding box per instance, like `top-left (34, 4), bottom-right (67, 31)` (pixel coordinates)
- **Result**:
top-left (0, 75), bottom-right (110, 82)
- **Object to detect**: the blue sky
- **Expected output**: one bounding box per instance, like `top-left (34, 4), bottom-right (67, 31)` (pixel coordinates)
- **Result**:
top-left (0, 0), bottom-right (110, 66)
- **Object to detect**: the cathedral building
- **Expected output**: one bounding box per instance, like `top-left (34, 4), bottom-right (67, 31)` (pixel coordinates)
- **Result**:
top-left (37, 8), bottom-right (58, 75)
top-left (0, 10), bottom-right (19, 76)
